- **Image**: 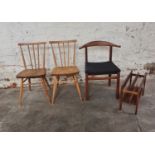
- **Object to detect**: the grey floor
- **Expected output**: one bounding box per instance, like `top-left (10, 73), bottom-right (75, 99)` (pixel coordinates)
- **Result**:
top-left (0, 78), bottom-right (155, 132)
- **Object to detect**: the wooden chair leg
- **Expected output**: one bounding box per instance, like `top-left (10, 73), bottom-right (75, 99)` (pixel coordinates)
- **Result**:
top-left (73, 75), bottom-right (83, 101)
top-left (41, 77), bottom-right (51, 104)
top-left (56, 76), bottom-right (60, 88)
top-left (44, 77), bottom-right (51, 89)
top-left (116, 73), bottom-right (120, 99)
top-left (119, 92), bottom-right (123, 111)
top-left (85, 74), bottom-right (89, 100)
top-left (19, 78), bottom-right (24, 107)
top-left (28, 78), bottom-right (31, 91)
top-left (51, 76), bottom-right (58, 104)
top-left (108, 74), bottom-right (111, 86)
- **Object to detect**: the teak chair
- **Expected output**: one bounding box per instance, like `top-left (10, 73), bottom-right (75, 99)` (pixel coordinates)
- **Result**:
top-left (16, 42), bottom-right (51, 107)
top-left (49, 40), bottom-right (83, 104)
top-left (79, 41), bottom-right (121, 100)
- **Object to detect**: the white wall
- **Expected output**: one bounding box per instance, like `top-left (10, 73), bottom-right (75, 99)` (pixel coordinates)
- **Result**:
top-left (0, 22), bottom-right (155, 87)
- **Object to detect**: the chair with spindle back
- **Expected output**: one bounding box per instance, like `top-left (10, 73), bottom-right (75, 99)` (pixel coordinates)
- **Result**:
top-left (79, 41), bottom-right (121, 100)
top-left (49, 40), bottom-right (83, 104)
top-left (16, 42), bottom-right (51, 107)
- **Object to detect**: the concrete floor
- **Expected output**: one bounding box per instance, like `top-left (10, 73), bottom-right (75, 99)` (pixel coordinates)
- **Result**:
top-left (0, 78), bottom-right (155, 132)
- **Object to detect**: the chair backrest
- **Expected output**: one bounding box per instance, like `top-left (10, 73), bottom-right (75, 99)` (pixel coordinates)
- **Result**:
top-left (79, 41), bottom-right (121, 63)
top-left (18, 42), bottom-right (47, 69)
top-left (49, 40), bottom-right (77, 67)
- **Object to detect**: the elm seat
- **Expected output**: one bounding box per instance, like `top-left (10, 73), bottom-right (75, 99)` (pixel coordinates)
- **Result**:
top-left (86, 61), bottom-right (120, 75)
top-left (16, 68), bottom-right (46, 78)
top-left (51, 66), bottom-right (79, 76)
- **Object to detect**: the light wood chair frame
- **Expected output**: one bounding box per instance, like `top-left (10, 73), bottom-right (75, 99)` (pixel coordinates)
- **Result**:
top-left (49, 40), bottom-right (83, 104)
top-left (17, 42), bottom-right (51, 107)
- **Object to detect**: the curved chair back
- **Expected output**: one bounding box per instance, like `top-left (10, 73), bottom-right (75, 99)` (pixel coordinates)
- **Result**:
top-left (79, 41), bottom-right (121, 63)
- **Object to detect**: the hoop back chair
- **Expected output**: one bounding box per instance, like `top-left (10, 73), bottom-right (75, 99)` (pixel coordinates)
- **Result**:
top-left (16, 42), bottom-right (51, 107)
top-left (49, 40), bottom-right (83, 104)
top-left (79, 41), bottom-right (121, 100)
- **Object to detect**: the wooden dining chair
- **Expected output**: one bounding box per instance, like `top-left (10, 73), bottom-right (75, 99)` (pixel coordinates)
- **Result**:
top-left (49, 40), bottom-right (83, 104)
top-left (79, 41), bottom-right (121, 100)
top-left (16, 42), bottom-right (51, 107)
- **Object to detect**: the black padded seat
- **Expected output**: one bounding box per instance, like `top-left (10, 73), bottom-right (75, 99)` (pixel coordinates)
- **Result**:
top-left (85, 61), bottom-right (120, 75)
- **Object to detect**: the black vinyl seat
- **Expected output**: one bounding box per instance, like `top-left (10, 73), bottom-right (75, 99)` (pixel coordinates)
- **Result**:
top-left (86, 61), bottom-right (120, 75)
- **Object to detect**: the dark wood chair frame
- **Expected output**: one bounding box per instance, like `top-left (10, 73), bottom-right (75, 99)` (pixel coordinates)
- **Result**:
top-left (79, 41), bottom-right (121, 100)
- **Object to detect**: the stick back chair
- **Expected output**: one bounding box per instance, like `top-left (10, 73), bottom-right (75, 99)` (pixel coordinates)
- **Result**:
top-left (16, 42), bottom-right (51, 107)
top-left (79, 41), bottom-right (121, 100)
top-left (49, 40), bottom-right (83, 104)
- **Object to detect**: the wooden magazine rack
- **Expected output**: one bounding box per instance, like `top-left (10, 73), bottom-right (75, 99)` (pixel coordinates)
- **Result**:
top-left (119, 71), bottom-right (147, 114)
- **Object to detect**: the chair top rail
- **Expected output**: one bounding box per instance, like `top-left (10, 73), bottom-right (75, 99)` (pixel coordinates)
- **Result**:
top-left (49, 40), bottom-right (77, 44)
top-left (79, 40), bottom-right (121, 49)
top-left (18, 42), bottom-right (46, 46)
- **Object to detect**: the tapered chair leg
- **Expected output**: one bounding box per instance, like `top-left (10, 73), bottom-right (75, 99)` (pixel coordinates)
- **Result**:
top-left (44, 77), bottom-right (51, 89)
top-left (19, 78), bottom-right (24, 107)
top-left (51, 76), bottom-right (58, 104)
top-left (73, 75), bottom-right (83, 101)
top-left (41, 77), bottom-right (51, 104)
top-left (28, 78), bottom-right (31, 91)
top-left (56, 76), bottom-right (60, 88)
top-left (116, 73), bottom-right (120, 99)
top-left (85, 74), bottom-right (89, 100)
top-left (108, 74), bottom-right (111, 86)
top-left (119, 92), bottom-right (123, 111)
